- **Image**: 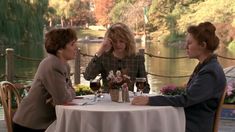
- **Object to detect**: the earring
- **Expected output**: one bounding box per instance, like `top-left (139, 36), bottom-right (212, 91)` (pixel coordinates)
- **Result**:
top-left (58, 50), bottom-right (62, 54)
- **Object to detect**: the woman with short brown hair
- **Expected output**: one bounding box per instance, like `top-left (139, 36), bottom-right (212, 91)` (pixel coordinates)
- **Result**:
top-left (13, 28), bottom-right (77, 132)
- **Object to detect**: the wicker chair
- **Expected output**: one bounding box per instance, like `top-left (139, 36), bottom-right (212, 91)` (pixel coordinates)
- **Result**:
top-left (0, 81), bottom-right (22, 132)
top-left (213, 87), bottom-right (226, 132)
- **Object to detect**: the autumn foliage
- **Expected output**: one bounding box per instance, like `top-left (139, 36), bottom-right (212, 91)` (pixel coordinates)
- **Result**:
top-left (93, 0), bottom-right (114, 26)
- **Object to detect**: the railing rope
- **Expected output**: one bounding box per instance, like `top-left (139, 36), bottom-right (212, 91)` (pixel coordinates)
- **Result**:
top-left (0, 53), bottom-right (6, 57)
top-left (3, 48), bottom-right (42, 82)
top-left (217, 55), bottom-right (235, 60)
top-left (146, 72), bottom-right (235, 78)
top-left (144, 52), bottom-right (188, 59)
top-left (226, 75), bottom-right (235, 78)
top-left (80, 52), bottom-right (94, 57)
top-left (2, 48), bottom-right (235, 84)
top-left (147, 72), bottom-right (191, 78)
top-left (0, 74), bottom-right (5, 79)
top-left (15, 75), bottom-right (31, 79)
top-left (80, 51), bottom-right (235, 61)
top-left (144, 52), bottom-right (235, 60)
top-left (14, 54), bottom-right (42, 62)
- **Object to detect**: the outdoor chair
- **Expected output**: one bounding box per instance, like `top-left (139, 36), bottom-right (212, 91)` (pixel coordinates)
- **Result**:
top-left (0, 81), bottom-right (22, 132)
top-left (213, 87), bottom-right (227, 132)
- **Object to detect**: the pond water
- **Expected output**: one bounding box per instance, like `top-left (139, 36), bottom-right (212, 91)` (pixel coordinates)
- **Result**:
top-left (0, 42), bottom-right (235, 93)
top-left (78, 42), bottom-right (235, 93)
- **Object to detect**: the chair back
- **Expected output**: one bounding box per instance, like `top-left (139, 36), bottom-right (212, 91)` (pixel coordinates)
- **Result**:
top-left (0, 81), bottom-right (22, 132)
top-left (213, 87), bottom-right (226, 132)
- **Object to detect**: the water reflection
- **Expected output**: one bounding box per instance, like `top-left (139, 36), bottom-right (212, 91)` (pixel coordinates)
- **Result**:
top-left (0, 42), bottom-right (234, 93)
top-left (79, 42), bottom-right (235, 93)
top-left (0, 44), bottom-right (44, 82)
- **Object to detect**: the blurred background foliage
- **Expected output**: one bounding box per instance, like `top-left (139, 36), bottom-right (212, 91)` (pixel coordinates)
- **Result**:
top-left (1, 0), bottom-right (235, 50)
top-left (0, 0), bottom-right (48, 48)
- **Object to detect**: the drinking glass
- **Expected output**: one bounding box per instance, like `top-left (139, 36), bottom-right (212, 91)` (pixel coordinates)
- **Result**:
top-left (135, 78), bottom-right (146, 95)
top-left (90, 79), bottom-right (101, 102)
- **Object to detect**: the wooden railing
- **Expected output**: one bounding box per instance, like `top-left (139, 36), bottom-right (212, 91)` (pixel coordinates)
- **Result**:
top-left (1, 48), bottom-right (235, 84)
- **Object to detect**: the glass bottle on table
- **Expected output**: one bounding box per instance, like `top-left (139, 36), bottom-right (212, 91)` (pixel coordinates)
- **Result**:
top-left (118, 87), bottom-right (123, 103)
top-left (90, 79), bottom-right (101, 102)
top-left (135, 77), bottom-right (146, 96)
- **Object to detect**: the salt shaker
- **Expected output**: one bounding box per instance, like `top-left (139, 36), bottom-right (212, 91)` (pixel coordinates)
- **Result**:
top-left (118, 88), bottom-right (123, 103)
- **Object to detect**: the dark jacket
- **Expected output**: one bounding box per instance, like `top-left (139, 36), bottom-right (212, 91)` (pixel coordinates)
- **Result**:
top-left (148, 56), bottom-right (226, 132)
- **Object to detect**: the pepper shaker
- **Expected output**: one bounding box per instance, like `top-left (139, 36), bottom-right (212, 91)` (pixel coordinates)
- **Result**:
top-left (118, 88), bottom-right (123, 103)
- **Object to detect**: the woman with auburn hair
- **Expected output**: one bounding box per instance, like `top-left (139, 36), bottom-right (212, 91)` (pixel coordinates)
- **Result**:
top-left (84, 22), bottom-right (150, 93)
top-left (132, 22), bottom-right (226, 132)
top-left (13, 28), bottom-right (77, 132)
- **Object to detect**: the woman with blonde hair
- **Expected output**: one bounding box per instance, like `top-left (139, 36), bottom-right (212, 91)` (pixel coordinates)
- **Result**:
top-left (84, 22), bottom-right (150, 92)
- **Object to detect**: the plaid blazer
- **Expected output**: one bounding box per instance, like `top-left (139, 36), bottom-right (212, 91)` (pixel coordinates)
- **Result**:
top-left (84, 51), bottom-right (150, 92)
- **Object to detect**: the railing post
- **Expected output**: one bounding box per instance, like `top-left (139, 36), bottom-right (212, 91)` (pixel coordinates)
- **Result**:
top-left (5, 48), bottom-right (14, 82)
top-left (139, 48), bottom-right (145, 56)
top-left (74, 48), bottom-right (81, 84)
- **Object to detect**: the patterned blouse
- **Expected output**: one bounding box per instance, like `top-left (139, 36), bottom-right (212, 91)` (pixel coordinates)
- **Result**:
top-left (84, 51), bottom-right (150, 92)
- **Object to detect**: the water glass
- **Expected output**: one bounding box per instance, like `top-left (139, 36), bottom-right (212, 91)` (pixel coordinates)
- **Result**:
top-left (90, 79), bottom-right (101, 102)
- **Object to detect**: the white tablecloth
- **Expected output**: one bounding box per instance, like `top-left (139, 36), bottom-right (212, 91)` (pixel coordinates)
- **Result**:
top-left (46, 94), bottom-right (185, 132)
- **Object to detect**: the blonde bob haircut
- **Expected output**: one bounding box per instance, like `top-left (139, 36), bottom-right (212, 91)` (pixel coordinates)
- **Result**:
top-left (105, 22), bottom-right (136, 57)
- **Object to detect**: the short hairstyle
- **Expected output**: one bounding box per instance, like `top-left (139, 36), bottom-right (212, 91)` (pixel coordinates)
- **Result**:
top-left (45, 28), bottom-right (77, 55)
top-left (105, 22), bottom-right (136, 56)
top-left (187, 22), bottom-right (219, 52)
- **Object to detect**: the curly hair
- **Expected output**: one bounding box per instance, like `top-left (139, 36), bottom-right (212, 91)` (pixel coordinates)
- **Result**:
top-left (105, 23), bottom-right (136, 56)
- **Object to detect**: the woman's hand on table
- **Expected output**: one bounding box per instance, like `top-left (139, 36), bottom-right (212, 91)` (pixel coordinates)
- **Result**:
top-left (63, 101), bottom-right (78, 106)
top-left (131, 96), bottom-right (149, 105)
top-left (74, 96), bottom-right (84, 99)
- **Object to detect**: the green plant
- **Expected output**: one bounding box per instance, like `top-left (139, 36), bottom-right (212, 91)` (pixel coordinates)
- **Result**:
top-left (74, 84), bottom-right (93, 96)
